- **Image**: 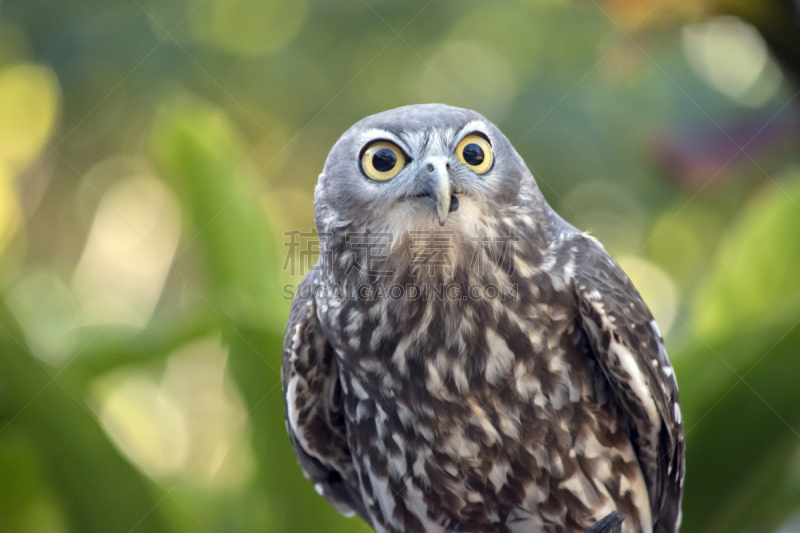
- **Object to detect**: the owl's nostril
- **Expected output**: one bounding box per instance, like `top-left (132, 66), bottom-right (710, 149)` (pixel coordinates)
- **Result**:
top-left (426, 163), bottom-right (435, 172)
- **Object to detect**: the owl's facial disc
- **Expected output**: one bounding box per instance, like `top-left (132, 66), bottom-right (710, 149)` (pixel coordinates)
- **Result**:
top-left (316, 105), bottom-right (534, 246)
top-left (358, 129), bottom-right (499, 227)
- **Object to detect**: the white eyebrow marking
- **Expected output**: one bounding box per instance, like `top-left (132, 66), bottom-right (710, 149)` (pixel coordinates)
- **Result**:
top-left (353, 128), bottom-right (410, 155)
top-left (454, 120), bottom-right (492, 145)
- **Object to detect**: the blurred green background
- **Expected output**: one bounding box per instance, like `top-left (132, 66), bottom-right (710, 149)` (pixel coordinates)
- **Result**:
top-left (1, 0), bottom-right (800, 532)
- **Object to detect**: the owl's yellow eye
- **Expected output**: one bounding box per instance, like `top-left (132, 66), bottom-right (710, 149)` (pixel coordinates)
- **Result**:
top-left (361, 141), bottom-right (406, 181)
top-left (456, 134), bottom-right (493, 174)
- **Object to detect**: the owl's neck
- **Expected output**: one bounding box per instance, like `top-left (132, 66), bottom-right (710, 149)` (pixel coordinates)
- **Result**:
top-left (318, 199), bottom-right (555, 318)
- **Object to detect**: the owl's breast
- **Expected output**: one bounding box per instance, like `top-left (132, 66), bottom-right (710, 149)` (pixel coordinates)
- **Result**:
top-left (329, 291), bottom-right (644, 532)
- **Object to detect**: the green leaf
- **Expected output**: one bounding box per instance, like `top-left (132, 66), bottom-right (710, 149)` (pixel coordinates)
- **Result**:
top-left (0, 300), bottom-right (168, 533)
top-left (693, 173), bottom-right (800, 341)
top-left (150, 98), bottom-right (285, 331)
top-left (677, 314), bottom-right (800, 533)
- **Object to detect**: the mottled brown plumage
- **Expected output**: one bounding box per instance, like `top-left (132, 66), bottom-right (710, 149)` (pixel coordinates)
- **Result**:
top-left (282, 105), bottom-right (684, 533)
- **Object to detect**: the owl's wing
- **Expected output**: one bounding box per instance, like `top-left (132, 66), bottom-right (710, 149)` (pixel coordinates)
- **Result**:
top-left (570, 234), bottom-right (684, 533)
top-left (282, 272), bottom-right (368, 523)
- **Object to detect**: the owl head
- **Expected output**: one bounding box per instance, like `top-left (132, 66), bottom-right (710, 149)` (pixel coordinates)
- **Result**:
top-left (314, 104), bottom-right (540, 239)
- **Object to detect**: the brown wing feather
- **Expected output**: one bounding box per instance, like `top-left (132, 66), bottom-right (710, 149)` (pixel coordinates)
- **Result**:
top-left (282, 272), bottom-right (369, 523)
top-left (571, 234), bottom-right (685, 533)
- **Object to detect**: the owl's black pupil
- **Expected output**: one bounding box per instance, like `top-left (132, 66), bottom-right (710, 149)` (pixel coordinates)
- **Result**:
top-left (372, 148), bottom-right (397, 172)
top-left (463, 143), bottom-right (485, 166)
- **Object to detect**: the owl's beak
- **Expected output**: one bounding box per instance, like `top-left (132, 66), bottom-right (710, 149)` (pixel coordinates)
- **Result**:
top-left (421, 157), bottom-right (452, 226)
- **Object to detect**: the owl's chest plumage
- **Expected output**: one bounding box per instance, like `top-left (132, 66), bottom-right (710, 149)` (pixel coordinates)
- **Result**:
top-left (316, 254), bottom-right (649, 533)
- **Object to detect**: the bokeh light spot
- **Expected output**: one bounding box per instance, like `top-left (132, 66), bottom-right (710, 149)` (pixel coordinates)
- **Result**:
top-left (96, 373), bottom-right (189, 477)
top-left (92, 336), bottom-right (254, 486)
top-left (0, 161), bottom-right (23, 257)
top-left (210, 0), bottom-right (308, 56)
top-left (72, 174), bottom-right (181, 327)
top-left (6, 268), bottom-right (78, 366)
top-left (619, 255), bottom-right (678, 337)
top-left (682, 16), bottom-right (783, 107)
top-left (0, 64), bottom-right (60, 169)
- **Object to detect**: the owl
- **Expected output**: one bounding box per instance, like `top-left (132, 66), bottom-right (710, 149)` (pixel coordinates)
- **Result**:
top-left (282, 104), bottom-right (684, 533)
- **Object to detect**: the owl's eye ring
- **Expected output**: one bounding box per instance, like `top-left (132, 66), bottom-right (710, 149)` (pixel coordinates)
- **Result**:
top-left (456, 134), bottom-right (493, 174)
top-left (361, 141), bottom-right (406, 182)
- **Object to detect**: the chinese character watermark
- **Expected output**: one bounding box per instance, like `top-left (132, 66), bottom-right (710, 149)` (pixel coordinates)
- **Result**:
top-left (283, 228), bottom-right (331, 276)
top-left (409, 229), bottom-right (456, 276)
top-left (470, 228), bottom-right (519, 276)
top-left (282, 227), bottom-right (521, 278)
